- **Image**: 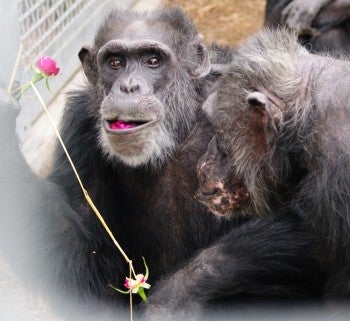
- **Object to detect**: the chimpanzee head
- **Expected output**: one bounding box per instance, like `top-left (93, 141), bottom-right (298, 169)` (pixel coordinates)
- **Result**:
top-left (196, 29), bottom-right (305, 218)
top-left (78, 7), bottom-right (210, 168)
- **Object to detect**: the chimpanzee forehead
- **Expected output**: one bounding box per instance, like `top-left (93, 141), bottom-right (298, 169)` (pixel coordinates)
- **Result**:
top-left (98, 19), bottom-right (182, 51)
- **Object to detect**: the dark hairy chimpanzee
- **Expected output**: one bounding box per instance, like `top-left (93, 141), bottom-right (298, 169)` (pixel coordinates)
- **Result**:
top-left (0, 7), bottom-right (322, 321)
top-left (196, 28), bottom-right (350, 302)
top-left (265, 0), bottom-right (350, 55)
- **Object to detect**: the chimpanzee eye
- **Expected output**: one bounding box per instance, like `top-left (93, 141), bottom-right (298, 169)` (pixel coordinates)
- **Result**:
top-left (145, 56), bottom-right (161, 68)
top-left (108, 57), bottom-right (125, 70)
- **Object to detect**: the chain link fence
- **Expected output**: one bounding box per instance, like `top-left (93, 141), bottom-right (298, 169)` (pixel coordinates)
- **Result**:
top-left (1, 0), bottom-right (134, 139)
top-left (19, 0), bottom-right (102, 67)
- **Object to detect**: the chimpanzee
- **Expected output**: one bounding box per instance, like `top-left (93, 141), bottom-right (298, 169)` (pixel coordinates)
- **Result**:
top-left (196, 27), bottom-right (350, 301)
top-left (0, 7), bottom-right (321, 321)
top-left (265, 0), bottom-right (350, 55)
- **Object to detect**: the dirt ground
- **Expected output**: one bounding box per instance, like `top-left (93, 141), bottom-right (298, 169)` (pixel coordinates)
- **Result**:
top-left (165, 0), bottom-right (266, 45)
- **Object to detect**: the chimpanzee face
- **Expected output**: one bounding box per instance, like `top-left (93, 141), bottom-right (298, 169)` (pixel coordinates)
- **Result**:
top-left (78, 12), bottom-right (210, 168)
top-left (95, 39), bottom-right (176, 167)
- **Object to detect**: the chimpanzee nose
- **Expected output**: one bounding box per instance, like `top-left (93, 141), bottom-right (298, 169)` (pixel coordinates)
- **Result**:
top-left (114, 75), bottom-right (150, 96)
top-left (120, 79), bottom-right (140, 94)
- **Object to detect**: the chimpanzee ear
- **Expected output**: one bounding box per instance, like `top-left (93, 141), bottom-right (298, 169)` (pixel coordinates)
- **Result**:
top-left (78, 45), bottom-right (97, 84)
top-left (197, 136), bottom-right (224, 176)
top-left (206, 136), bottom-right (220, 161)
top-left (246, 91), bottom-right (283, 145)
top-left (202, 92), bottom-right (217, 119)
top-left (187, 34), bottom-right (210, 79)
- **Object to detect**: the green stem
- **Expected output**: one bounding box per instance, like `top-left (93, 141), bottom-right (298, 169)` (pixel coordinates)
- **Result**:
top-left (32, 72), bottom-right (44, 83)
top-left (143, 257), bottom-right (149, 280)
top-left (45, 77), bottom-right (53, 93)
top-left (14, 83), bottom-right (31, 100)
top-left (108, 284), bottom-right (130, 295)
top-left (12, 72), bottom-right (44, 100)
top-left (138, 287), bottom-right (148, 303)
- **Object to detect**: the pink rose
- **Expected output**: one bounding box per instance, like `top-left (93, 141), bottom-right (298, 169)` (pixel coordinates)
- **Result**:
top-left (35, 56), bottom-right (60, 77)
top-left (12, 55), bottom-right (60, 100)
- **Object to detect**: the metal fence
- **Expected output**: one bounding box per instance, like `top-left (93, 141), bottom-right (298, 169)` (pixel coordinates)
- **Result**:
top-left (19, 0), bottom-right (104, 68)
top-left (1, 0), bottom-right (134, 139)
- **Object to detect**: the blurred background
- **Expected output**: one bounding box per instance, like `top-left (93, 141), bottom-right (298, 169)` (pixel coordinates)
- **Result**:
top-left (166, 0), bottom-right (265, 44)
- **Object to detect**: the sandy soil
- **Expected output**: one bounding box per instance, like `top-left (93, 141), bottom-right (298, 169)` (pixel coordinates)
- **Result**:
top-left (165, 0), bottom-right (266, 45)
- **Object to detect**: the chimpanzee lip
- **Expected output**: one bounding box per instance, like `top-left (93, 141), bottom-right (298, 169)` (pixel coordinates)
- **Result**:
top-left (195, 188), bottom-right (221, 201)
top-left (195, 184), bottom-right (250, 216)
top-left (104, 117), bottom-right (158, 134)
top-left (196, 188), bottom-right (220, 198)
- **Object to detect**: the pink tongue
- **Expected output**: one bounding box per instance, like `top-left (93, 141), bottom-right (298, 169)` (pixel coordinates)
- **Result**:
top-left (109, 120), bottom-right (136, 130)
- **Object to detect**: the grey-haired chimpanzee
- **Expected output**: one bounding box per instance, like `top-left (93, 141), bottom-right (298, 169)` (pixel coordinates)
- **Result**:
top-left (265, 0), bottom-right (350, 55)
top-left (0, 7), bottom-right (322, 320)
top-left (196, 28), bottom-right (350, 300)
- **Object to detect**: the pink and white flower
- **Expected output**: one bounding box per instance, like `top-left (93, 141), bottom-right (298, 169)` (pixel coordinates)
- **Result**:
top-left (124, 273), bottom-right (151, 294)
top-left (109, 257), bottom-right (151, 302)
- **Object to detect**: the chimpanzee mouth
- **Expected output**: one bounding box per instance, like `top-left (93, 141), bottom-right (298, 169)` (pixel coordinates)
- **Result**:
top-left (104, 118), bottom-right (158, 134)
top-left (195, 185), bottom-right (250, 217)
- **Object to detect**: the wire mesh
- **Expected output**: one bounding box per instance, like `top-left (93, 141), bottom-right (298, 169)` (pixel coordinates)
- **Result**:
top-left (18, 0), bottom-right (103, 65)
top-left (15, 0), bottom-right (133, 141)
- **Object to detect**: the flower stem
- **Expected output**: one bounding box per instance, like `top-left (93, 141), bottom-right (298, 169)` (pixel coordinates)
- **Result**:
top-left (7, 43), bottom-right (23, 95)
top-left (129, 261), bottom-right (133, 321)
top-left (13, 83), bottom-right (31, 100)
top-left (12, 73), bottom-right (44, 100)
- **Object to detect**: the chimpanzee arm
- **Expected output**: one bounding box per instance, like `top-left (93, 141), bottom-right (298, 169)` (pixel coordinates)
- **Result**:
top-left (312, 0), bottom-right (350, 29)
top-left (266, 0), bottom-right (350, 33)
top-left (144, 218), bottom-right (323, 320)
top-left (280, 0), bottom-right (333, 32)
top-left (265, 0), bottom-right (292, 26)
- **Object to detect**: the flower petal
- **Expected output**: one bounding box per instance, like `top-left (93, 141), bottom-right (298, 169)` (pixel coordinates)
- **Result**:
top-left (35, 56), bottom-right (60, 77)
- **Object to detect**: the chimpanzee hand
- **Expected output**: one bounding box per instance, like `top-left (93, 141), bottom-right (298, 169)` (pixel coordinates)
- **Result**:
top-left (281, 0), bottom-right (333, 35)
top-left (0, 87), bottom-right (20, 144)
